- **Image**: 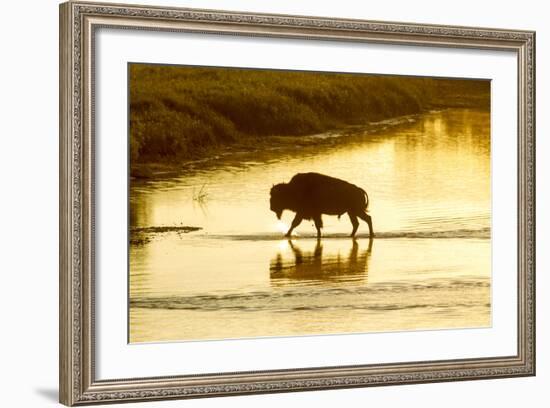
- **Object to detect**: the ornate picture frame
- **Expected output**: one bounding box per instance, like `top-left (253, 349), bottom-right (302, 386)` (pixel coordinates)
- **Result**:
top-left (59, 1), bottom-right (535, 405)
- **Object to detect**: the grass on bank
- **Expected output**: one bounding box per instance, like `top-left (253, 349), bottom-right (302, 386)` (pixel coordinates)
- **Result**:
top-left (130, 64), bottom-right (490, 167)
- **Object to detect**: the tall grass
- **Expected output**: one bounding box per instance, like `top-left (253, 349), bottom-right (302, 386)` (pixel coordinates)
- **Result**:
top-left (130, 64), bottom-right (489, 164)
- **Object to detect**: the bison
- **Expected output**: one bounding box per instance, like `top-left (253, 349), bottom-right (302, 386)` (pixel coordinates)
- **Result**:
top-left (270, 172), bottom-right (373, 238)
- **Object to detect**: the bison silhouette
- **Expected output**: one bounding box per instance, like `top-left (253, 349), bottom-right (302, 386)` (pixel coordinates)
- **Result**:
top-left (270, 172), bottom-right (373, 238)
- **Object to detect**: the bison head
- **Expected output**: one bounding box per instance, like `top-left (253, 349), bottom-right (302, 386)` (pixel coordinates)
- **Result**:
top-left (270, 183), bottom-right (290, 219)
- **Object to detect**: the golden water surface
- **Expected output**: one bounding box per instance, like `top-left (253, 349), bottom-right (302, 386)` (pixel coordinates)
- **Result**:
top-left (129, 109), bottom-right (491, 343)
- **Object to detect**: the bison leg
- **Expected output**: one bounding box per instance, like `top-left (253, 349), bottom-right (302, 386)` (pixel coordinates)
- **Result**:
top-left (285, 214), bottom-right (303, 237)
top-left (348, 212), bottom-right (359, 238)
top-left (357, 211), bottom-right (374, 238)
top-left (313, 214), bottom-right (323, 238)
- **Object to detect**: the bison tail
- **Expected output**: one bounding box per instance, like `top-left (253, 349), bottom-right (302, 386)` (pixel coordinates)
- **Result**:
top-left (362, 188), bottom-right (370, 211)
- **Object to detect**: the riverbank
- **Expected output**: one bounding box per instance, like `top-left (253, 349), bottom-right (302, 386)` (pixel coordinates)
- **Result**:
top-left (130, 226), bottom-right (202, 246)
top-left (130, 111), bottom-right (422, 179)
top-left (130, 64), bottom-right (490, 179)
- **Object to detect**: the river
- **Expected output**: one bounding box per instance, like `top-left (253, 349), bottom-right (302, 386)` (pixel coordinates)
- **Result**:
top-left (129, 108), bottom-right (491, 343)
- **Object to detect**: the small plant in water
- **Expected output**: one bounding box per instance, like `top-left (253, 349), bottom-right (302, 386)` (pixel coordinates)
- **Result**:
top-left (192, 183), bottom-right (209, 204)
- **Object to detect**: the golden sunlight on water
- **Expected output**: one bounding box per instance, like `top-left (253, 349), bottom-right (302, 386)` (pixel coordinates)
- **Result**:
top-left (129, 109), bottom-right (491, 343)
top-left (275, 220), bottom-right (290, 235)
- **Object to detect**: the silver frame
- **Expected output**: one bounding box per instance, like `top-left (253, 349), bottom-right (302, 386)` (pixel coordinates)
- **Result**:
top-left (59, 1), bottom-right (536, 405)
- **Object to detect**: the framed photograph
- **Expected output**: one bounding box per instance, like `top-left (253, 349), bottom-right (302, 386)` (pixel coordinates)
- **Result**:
top-left (59, 1), bottom-right (535, 405)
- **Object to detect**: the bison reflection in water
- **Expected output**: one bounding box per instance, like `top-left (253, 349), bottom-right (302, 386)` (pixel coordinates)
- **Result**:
top-left (270, 172), bottom-right (373, 238)
top-left (270, 239), bottom-right (373, 286)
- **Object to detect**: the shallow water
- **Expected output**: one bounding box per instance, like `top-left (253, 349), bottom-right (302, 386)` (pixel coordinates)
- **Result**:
top-left (129, 108), bottom-right (491, 343)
